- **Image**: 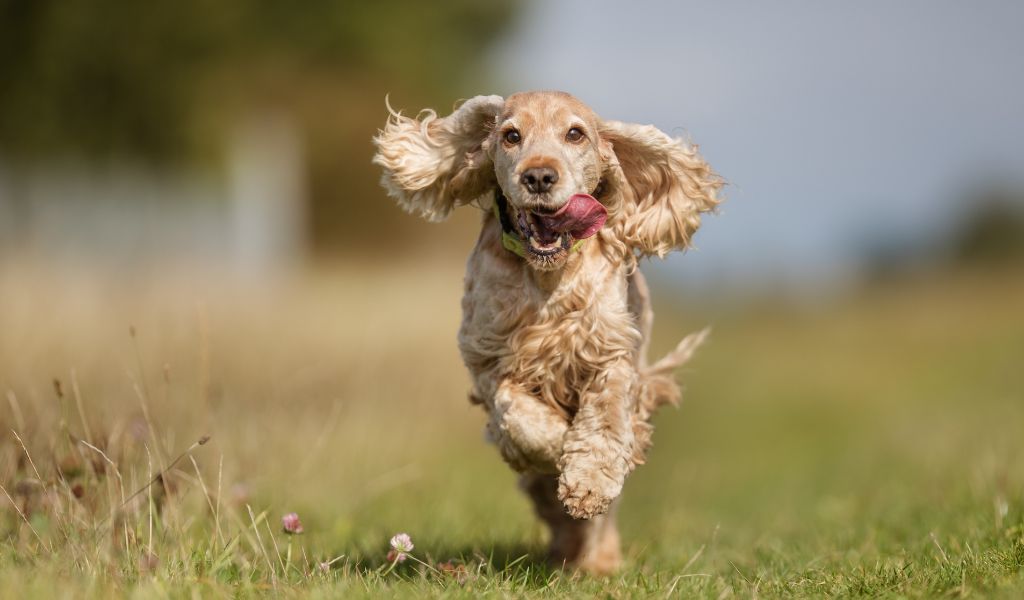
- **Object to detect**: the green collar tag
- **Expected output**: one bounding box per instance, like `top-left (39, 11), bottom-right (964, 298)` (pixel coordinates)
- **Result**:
top-left (492, 192), bottom-right (586, 259)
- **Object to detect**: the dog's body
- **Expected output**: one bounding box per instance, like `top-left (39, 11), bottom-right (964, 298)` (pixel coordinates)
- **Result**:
top-left (374, 91), bottom-right (720, 573)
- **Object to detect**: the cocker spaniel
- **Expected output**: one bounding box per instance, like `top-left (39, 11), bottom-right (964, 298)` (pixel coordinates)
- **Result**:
top-left (373, 91), bottom-right (721, 574)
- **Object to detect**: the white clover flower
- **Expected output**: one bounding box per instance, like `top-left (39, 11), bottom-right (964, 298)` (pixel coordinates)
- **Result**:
top-left (387, 532), bottom-right (414, 562)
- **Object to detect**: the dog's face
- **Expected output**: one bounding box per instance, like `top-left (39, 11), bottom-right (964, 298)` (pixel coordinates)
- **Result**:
top-left (487, 92), bottom-right (607, 269)
top-left (374, 91), bottom-right (721, 268)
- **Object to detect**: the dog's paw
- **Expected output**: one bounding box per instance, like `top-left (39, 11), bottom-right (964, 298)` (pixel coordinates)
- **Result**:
top-left (557, 468), bottom-right (621, 519)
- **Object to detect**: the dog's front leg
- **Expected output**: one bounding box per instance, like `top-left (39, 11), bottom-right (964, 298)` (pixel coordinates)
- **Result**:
top-left (557, 361), bottom-right (637, 519)
top-left (487, 379), bottom-right (569, 474)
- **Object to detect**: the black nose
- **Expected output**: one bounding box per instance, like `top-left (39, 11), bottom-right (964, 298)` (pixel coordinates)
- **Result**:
top-left (520, 167), bottom-right (559, 194)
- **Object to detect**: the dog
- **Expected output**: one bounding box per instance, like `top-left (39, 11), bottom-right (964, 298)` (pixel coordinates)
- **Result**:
top-left (373, 91), bottom-right (721, 573)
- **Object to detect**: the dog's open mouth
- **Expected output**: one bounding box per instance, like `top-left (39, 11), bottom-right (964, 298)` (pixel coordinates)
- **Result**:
top-left (512, 194), bottom-right (608, 257)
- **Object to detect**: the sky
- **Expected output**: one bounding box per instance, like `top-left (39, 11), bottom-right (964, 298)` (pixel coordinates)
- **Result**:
top-left (490, 0), bottom-right (1024, 288)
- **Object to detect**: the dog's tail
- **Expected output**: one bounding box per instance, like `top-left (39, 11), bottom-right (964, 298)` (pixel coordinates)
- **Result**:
top-left (630, 327), bottom-right (709, 466)
top-left (637, 327), bottom-right (709, 420)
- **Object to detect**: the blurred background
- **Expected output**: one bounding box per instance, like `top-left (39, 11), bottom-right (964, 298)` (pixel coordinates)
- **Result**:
top-left (2, 0), bottom-right (1023, 287)
top-left (0, 0), bottom-right (1022, 589)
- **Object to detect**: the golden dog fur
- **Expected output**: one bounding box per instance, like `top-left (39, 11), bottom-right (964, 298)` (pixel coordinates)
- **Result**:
top-left (373, 91), bottom-right (721, 573)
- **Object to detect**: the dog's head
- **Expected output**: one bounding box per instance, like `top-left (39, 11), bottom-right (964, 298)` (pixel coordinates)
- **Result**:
top-left (373, 91), bottom-right (721, 270)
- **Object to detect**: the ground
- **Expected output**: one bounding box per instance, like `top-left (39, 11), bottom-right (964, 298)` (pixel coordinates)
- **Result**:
top-left (0, 262), bottom-right (1022, 598)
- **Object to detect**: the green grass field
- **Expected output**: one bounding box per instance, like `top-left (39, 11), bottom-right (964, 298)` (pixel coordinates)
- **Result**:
top-left (1, 263), bottom-right (1022, 598)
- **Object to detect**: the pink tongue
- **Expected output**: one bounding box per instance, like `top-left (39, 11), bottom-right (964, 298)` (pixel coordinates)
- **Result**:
top-left (537, 194), bottom-right (607, 239)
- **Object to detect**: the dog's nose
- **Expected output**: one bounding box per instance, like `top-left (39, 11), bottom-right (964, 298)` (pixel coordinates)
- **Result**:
top-left (520, 167), bottom-right (559, 194)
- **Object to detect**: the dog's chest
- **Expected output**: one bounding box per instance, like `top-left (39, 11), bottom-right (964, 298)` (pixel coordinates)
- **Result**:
top-left (457, 257), bottom-right (636, 400)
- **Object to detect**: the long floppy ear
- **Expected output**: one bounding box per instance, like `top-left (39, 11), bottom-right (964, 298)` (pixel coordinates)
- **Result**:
top-left (599, 120), bottom-right (722, 257)
top-left (372, 95), bottom-right (504, 222)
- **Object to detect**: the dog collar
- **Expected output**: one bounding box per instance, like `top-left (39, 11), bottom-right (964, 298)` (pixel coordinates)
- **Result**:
top-left (492, 189), bottom-right (586, 259)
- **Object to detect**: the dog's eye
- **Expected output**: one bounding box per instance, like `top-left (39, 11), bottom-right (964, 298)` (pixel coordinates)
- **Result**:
top-left (566, 127), bottom-right (585, 143)
top-left (504, 129), bottom-right (521, 145)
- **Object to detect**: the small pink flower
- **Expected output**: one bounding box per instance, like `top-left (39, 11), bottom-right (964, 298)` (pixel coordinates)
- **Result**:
top-left (282, 512), bottom-right (304, 534)
top-left (388, 532), bottom-right (413, 562)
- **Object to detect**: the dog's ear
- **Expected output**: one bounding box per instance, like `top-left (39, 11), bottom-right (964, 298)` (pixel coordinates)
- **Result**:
top-left (598, 120), bottom-right (722, 257)
top-left (373, 95), bottom-right (504, 222)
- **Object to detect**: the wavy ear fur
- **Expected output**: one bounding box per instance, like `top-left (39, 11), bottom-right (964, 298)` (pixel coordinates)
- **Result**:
top-left (599, 121), bottom-right (722, 257)
top-left (372, 95), bottom-right (504, 222)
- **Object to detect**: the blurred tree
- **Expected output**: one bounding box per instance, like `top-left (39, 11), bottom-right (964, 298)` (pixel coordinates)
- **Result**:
top-left (0, 0), bottom-right (515, 251)
top-left (865, 185), bottom-right (1024, 281)
top-left (951, 188), bottom-right (1024, 266)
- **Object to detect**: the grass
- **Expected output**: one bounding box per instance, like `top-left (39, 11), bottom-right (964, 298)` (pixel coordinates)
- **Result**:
top-left (0, 260), bottom-right (1022, 598)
